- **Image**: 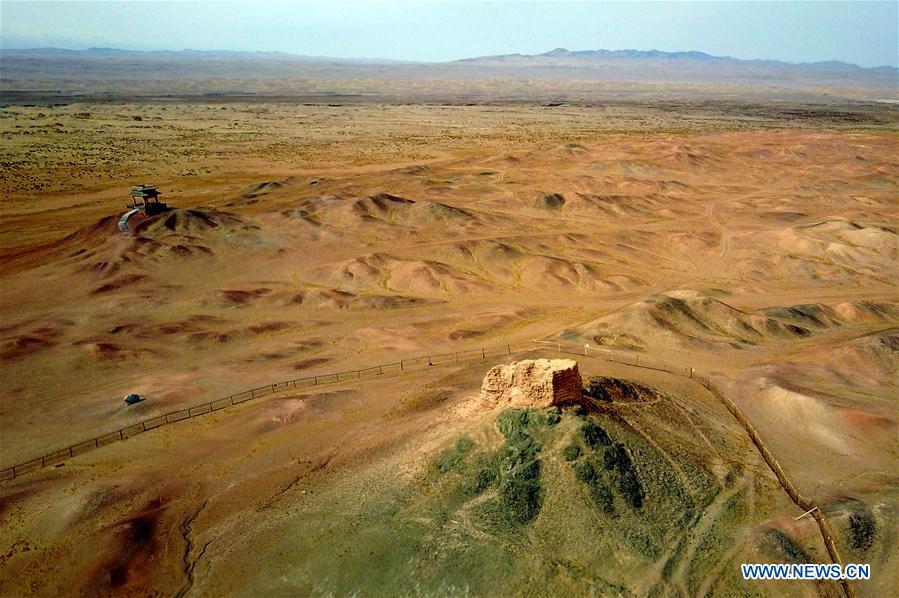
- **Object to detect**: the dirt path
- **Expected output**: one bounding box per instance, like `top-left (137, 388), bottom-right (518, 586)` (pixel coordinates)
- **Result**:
top-left (668, 473), bottom-right (750, 593)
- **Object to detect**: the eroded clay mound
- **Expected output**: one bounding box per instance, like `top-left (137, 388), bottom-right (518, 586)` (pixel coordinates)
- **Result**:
top-left (131, 208), bottom-right (258, 237)
top-left (480, 358), bottom-right (582, 408)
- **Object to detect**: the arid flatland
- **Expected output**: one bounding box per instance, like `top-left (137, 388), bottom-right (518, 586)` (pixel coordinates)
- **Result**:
top-left (1, 90), bottom-right (897, 596)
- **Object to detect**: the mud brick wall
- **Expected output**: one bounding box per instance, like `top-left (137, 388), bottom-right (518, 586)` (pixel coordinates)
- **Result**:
top-left (552, 366), bottom-right (583, 404)
top-left (480, 359), bottom-right (583, 408)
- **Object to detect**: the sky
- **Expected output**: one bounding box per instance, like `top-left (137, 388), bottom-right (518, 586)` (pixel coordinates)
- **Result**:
top-left (1, 1), bottom-right (897, 67)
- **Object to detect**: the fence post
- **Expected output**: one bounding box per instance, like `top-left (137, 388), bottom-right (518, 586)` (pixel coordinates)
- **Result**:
top-left (68, 447), bottom-right (73, 457)
top-left (357, 370), bottom-right (361, 379)
top-left (507, 344), bottom-right (511, 354)
top-left (379, 365), bottom-right (383, 375)
top-left (400, 360), bottom-right (404, 371)
top-left (481, 348), bottom-right (486, 358)
top-left (251, 389), bottom-right (255, 399)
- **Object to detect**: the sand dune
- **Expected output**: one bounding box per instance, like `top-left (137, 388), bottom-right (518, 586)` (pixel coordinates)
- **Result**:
top-left (578, 291), bottom-right (897, 351)
top-left (1, 105), bottom-right (897, 596)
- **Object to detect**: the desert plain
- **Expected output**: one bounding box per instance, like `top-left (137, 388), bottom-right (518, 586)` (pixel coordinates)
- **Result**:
top-left (0, 56), bottom-right (897, 597)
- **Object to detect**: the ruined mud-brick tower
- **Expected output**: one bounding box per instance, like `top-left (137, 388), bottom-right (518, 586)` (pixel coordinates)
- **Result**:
top-left (480, 358), bottom-right (583, 409)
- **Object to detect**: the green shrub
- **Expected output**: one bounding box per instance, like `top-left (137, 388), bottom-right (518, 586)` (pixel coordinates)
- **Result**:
top-left (582, 421), bottom-right (612, 448)
top-left (562, 444), bottom-right (581, 461)
top-left (572, 458), bottom-right (617, 515)
top-left (463, 465), bottom-right (497, 496)
top-left (584, 377), bottom-right (647, 402)
top-left (602, 442), bottom-right (644, 509)
top-left (436, 435), bottom-right (475, 474)
top-left (492, 409), bottom-right (544, 525)
top-left (761, 529), bottom-right (811, 564)
top-left (499, 473), bottom-right (542, 525)
top-left (618, 469), bottom-right (644, 509)
top-left (591, 484), bottom-right (616, 515)
top-left (573, 460), bottom-right (596, 482)
top-left (496, 409), bottom-right (530, 444)
top-left (546, 407), bottom-right (561, 425)
top-left (603, 443), bottom-right (629, 471)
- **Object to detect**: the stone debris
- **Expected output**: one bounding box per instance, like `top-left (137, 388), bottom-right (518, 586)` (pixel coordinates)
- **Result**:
top-left (480, 358), bottom-right (583, 409)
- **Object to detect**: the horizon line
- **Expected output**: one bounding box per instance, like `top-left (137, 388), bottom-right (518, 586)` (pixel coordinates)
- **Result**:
top-left (2, 45), bottom-right (895, 71)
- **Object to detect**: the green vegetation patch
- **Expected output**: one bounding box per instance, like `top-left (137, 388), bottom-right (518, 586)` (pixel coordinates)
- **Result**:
top-left (435, 435), bottom-right (475, 474)
top-left (571, 450), bottom-right (616, 515)
top-left (603, 442), bottom-right (645, 509)
top-left (582, 420), bottom-right (612, 448)
top-left (562, 443), bottom-right (581, 461)
top-left (259, 382), bottom-right (761, 595)
top-left (493, 408), bottom-right (545, 525)
top-left (566, 417), bottom-right (645, 513)
top-left (433, 408), bottom-right (552, 528)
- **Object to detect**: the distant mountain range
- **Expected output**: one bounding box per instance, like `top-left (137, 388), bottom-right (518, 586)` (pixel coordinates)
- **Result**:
top-left (1, 47), bottom-right (895, 100)
top-left (3, 46), bottom-right (895, 71)
top-left (454, 47), bottom-right (897, 73)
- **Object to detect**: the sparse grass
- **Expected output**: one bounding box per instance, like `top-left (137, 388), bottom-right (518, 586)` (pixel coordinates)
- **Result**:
top-left (182, 390), bottom-right (831, 595)
top-left (562, 443), bottom-right (581, 461)
top-left (435, 435), bottom-right (475, 473)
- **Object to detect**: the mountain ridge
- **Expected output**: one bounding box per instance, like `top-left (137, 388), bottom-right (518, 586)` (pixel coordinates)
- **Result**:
top-left (2, 46), bottom-right (895, 71)
top-left (455, 47), bottom-right (896, 71)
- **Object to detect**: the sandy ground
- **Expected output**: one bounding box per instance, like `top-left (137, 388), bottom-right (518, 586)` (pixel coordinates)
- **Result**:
top-left (0, 100), bottom-right (896, 595)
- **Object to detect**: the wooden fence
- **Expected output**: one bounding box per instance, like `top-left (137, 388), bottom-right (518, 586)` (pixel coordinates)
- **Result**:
top-left (0, 344), bottom-right (529, 482)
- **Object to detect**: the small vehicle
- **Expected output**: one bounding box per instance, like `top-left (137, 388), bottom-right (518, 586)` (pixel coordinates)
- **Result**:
top-left (124, 393), bottom-right (143, 405)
